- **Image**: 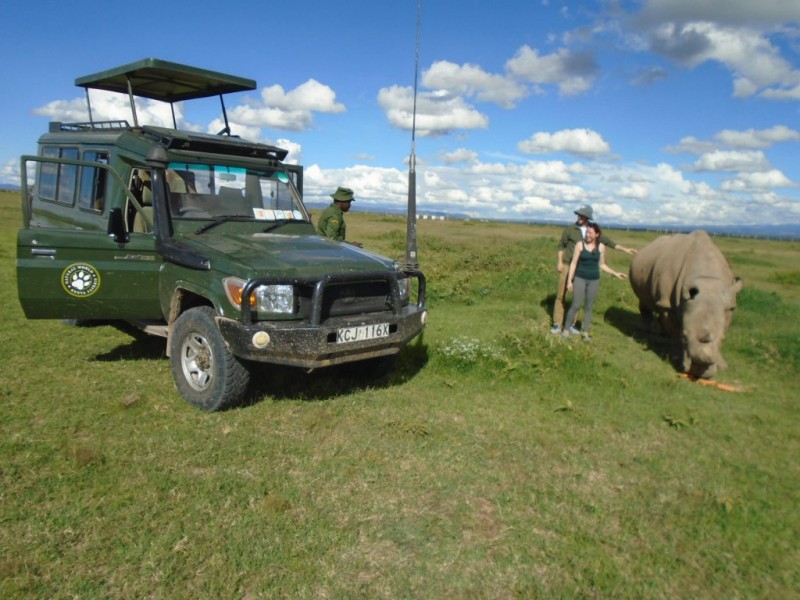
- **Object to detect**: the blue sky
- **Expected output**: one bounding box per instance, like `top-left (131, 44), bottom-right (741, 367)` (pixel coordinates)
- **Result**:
top-left (1, 0), bottom-right (799, 228)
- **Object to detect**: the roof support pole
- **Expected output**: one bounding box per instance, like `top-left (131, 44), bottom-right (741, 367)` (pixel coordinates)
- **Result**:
top-left (218, 94), bottom-right (231, 135)
top-left (83, 88), bottom-right (95, 128)
top-left (126, 76), bottom-right (139, 127)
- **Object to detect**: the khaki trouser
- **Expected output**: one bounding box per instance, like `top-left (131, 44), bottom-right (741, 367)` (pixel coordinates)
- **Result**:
top-left (552, 266), bottom-right (570, 328)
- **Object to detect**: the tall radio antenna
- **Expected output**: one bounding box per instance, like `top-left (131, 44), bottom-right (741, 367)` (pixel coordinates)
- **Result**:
top-left (405, 0), bottom-right (422, 270)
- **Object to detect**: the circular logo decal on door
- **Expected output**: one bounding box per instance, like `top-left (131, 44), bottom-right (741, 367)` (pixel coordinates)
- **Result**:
top-left (61, 263), bottom-right (101, 298)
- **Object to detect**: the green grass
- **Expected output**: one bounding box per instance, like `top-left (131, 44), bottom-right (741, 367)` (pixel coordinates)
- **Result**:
top-left (2, 190), bottom-right (799, 598)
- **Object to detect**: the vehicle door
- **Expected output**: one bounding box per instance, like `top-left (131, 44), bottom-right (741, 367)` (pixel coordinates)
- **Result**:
top-left (16, 151), bottom-right (163, 320)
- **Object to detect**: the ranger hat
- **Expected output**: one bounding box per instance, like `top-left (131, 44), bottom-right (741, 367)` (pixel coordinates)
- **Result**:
top-left (574, 204), bottom-right (593, 219)
top-left (331, 187), bottom-right (355, 202)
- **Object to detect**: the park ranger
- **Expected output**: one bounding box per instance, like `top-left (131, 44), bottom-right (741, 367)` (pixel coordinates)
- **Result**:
top-left (318, 186), bottom-right (362, 247)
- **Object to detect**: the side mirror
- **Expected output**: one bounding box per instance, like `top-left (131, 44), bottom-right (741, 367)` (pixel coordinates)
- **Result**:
top-left (107, 207), bottom-right (130, 244)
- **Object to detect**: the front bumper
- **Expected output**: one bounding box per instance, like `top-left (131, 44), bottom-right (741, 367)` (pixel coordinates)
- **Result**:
top-left (217, 305), bottom-right (426, 368)
top-left (218, 269), bottom-right (427, 368)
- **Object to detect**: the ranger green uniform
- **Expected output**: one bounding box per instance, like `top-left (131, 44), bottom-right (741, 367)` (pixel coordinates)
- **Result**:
top-left (318, 186), bottom-right (354, 241)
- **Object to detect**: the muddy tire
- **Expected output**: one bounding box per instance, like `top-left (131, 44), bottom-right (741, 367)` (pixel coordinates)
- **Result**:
top-left (169, 306), bottom-right (250, 411)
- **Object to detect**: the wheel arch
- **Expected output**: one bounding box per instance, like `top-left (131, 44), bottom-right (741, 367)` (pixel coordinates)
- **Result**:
top-left (166, 287), bottom-right (215, 357)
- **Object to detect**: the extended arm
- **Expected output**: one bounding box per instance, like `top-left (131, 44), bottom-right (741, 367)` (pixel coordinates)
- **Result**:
top-left (614, 244), bottom-right (636, 255)
top-left (600, 245), bottom-right (628, 279)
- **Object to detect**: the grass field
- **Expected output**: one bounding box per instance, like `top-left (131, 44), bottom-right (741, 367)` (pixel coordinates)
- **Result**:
top-left (1, 189), bottom-right (798, 598)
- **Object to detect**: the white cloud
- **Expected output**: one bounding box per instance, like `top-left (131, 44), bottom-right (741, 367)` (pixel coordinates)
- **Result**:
top-left (618, 182), bottom-right (651, 199)
top-left (518, 160), bottom-right (574, 183)
top-left (512, 196), bottom-right (557, 214)
top-left (721, 169), bottom-right (793, 191)
top-left (207, 118), bottom-right (262, 142)
top-left (262, 80), bottom-right (345, 113)
top-left (423, 60), bottom-right (528, 108)
top-left (667, 126), bottom-right (800, 158)
top-left (518, 128), bottom-right (611, 157)
top-left (34, 89), bottom-right (178, 127)
top-left (646, 21), bottom-right (800, 100)
top-left (506, 45), bottom-right (599, 96)
top-left (692, 150), bottom-right (771, 172)
top-left (439, 148), bottom-right (478, 164)
top-left (654, 163), bottom-right (693, 193)
top-left (715, 125), bottom-right (800, 148)
top-left (665, 136), bottom-right (717, 155)
top-left (377, 85), bottom-right (489, 135)
top-left (300, 150), bottom-right (799, 227)
top-left (228, 80), bottom-right (345, 132)
top-left (637, 0), bottom-right (800, 26)
top-left (594, 202), bottom-right (627, 219)
top-left (1, 158), bottom-right (20, 186)
top-left (274, 138), bottom-right (303, 165)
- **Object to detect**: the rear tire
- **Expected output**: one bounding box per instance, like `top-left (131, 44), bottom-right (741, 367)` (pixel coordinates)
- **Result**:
top-left (169, 306), bottom-right (250, 411)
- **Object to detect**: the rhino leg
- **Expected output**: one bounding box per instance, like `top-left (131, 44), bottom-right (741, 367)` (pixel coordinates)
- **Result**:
top-left (681, 347), bottom-right (692, 373)
top-left (638, 301), bottom-right (654, 331)
top-left (657, 309), bottom-right (680, 338)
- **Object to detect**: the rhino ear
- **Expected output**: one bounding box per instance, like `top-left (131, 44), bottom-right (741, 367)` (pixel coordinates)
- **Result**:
top-left (732, 277), bottom-right (743, 294)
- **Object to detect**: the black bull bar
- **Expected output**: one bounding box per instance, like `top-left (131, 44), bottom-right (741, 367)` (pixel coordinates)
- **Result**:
top-left (239, 269), bottom-right (426, 326)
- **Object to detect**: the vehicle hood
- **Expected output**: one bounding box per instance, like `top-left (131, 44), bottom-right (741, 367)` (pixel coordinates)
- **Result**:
top-left (175, 232), bottom-right (397, 277)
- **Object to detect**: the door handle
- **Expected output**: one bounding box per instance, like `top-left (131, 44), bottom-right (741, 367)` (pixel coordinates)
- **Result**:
top-left (31, 248), bottom-right (56, 257)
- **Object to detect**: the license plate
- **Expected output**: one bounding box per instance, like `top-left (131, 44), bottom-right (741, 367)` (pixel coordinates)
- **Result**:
top-left (336, 323), bottom-right (390, 343)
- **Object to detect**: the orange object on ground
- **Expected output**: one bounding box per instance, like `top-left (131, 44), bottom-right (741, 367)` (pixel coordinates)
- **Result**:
top-left (678, 372), bottom-right (738, 392)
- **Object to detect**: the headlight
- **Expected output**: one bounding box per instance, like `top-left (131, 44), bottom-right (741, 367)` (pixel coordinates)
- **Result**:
top-left (224, 277), bottom-right (296, 314)
top-left (255, 284), bottom-right (295, 313)
top-left (394, 263), bottom-right (411, 302)
top-left (399, 277), bottom-right (410, 302)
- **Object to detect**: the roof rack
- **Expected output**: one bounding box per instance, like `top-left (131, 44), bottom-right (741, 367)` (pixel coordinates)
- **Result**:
top-left (75, 58), bottom-right (257, 133)
top-left (51, 120), bottom-right (131, 132)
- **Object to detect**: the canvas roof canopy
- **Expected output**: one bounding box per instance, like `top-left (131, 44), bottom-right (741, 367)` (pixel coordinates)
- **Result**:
top-left (74, 58), bottom-right (256, 130)
top-left (75, 58), bottom-right (256, 102)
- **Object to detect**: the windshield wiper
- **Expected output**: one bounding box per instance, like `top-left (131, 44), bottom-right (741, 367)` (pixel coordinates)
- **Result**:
top-left (195, 215), bottom-right (252, 234)
top-left (262, 219), bottom-right (305, 233)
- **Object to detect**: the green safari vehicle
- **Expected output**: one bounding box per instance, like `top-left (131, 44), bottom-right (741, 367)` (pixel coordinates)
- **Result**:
top-left (16, 58), bottom-right (427, 411)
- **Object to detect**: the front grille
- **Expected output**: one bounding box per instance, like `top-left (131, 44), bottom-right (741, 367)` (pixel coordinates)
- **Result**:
top-left (240, 270), bottom-right (408, 327)
top-left (295, 280), bottom-right (392, 321)
top-left (317, 280), bottom-right (391, 320)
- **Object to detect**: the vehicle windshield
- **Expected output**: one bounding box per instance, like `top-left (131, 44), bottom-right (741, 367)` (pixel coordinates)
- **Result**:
top-left (166, 163), bottom-right (307, 223)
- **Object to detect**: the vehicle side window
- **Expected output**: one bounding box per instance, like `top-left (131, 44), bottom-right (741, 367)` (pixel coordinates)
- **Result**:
top-left (38, 146), bottom-right (79, 206)
top-left (78, 151), bottom-right (109, 213)
top-left (128, 169), bottom-right (154, 233)
top-left (38, 147), bottom-right (58, 201)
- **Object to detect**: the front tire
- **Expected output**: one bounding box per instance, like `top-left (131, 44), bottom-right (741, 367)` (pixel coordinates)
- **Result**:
top-left (170, 306), bottom-right (250, 411)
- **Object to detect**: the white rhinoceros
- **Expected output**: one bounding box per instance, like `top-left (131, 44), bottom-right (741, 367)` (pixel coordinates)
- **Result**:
top-left (629, 230), bottom-right (743, 379)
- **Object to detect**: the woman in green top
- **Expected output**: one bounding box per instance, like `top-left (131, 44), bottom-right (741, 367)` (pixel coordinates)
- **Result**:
top-left (563, 223), bottom-right (627, 340)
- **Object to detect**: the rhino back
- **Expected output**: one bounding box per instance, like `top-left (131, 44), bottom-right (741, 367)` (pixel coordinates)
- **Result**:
top-left (630, 233), bottom-right (695, 309)
top-left (681, 230), bottom-right (735, 284)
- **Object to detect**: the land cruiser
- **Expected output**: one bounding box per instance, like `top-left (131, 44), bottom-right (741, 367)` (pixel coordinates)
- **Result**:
top-left (16, 58), bottom-right (427, 411)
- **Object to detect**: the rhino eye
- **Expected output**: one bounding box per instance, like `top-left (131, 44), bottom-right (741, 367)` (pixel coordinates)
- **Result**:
top-left (689, 287), bottom-right (700, 299)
